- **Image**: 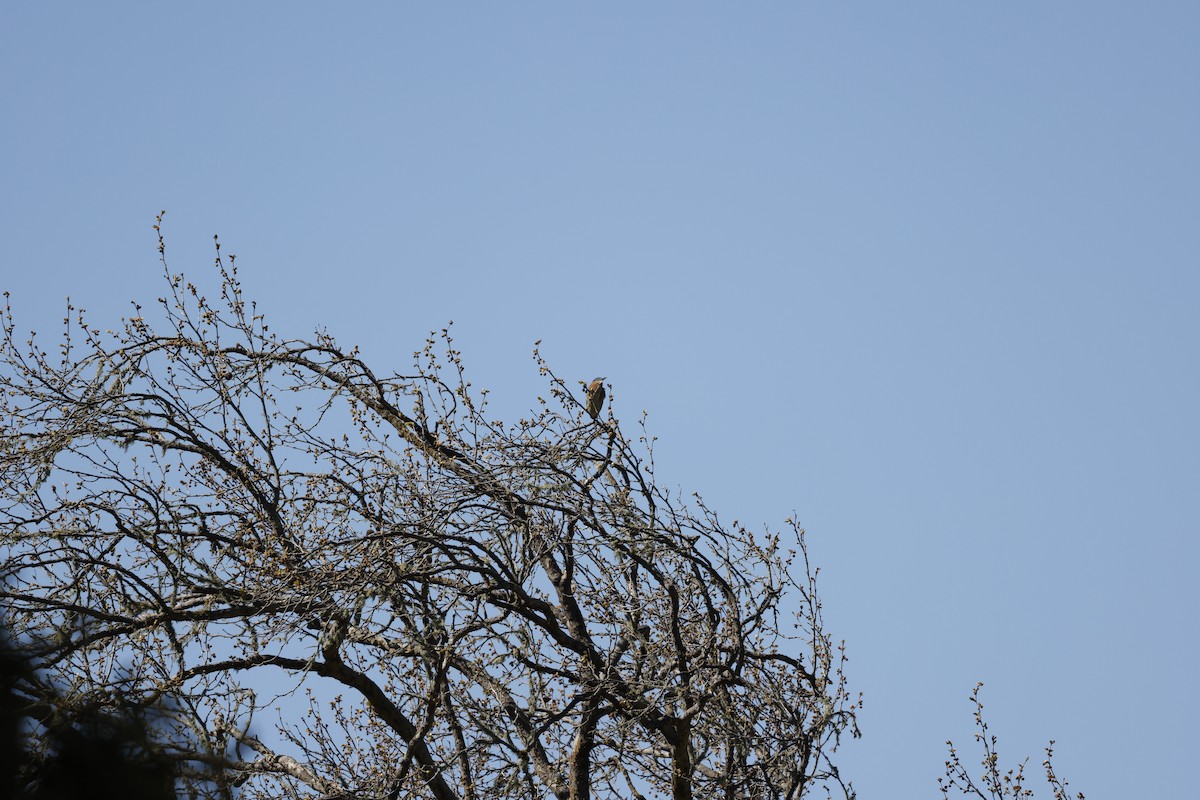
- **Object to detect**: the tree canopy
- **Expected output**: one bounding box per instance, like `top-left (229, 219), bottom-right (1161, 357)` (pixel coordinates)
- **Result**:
top-left (0, 229), bottom-right (859, 799)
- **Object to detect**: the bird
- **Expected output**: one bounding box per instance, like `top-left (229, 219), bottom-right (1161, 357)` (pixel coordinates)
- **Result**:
top-left (585, 376), bottom-right (606, 420)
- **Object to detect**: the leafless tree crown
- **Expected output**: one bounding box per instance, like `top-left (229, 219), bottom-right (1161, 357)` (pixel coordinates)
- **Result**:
top-left (938, 684), bottom-right (1083, 800)
top-left (0, 226), bottom-right (859, 799)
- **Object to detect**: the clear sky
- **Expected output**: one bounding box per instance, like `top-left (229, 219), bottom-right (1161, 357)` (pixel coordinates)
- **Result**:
top-left (3, 3), bottom-right (1197, 797)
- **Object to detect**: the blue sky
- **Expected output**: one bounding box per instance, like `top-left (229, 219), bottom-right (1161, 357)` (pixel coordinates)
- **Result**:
top-left (3, 3), bottom-right (1197, 797)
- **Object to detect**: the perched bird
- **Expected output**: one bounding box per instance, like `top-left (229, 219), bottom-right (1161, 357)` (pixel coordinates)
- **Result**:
top-left (585, 376), bottom-right (606, 420)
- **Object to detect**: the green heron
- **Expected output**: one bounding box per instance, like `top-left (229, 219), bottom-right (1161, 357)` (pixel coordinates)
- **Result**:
top-left (585, 376), bottom-right (606, 420)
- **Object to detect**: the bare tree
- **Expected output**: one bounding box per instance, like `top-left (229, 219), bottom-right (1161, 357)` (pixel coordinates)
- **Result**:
top-left (0, 221), bottom-right (858, 800)
top-left (939, 684), bottom-right (1083, 800)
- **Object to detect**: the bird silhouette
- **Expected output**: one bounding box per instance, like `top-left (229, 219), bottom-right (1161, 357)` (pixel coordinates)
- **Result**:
top-left (585, 376), bottom-right (606, 420)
